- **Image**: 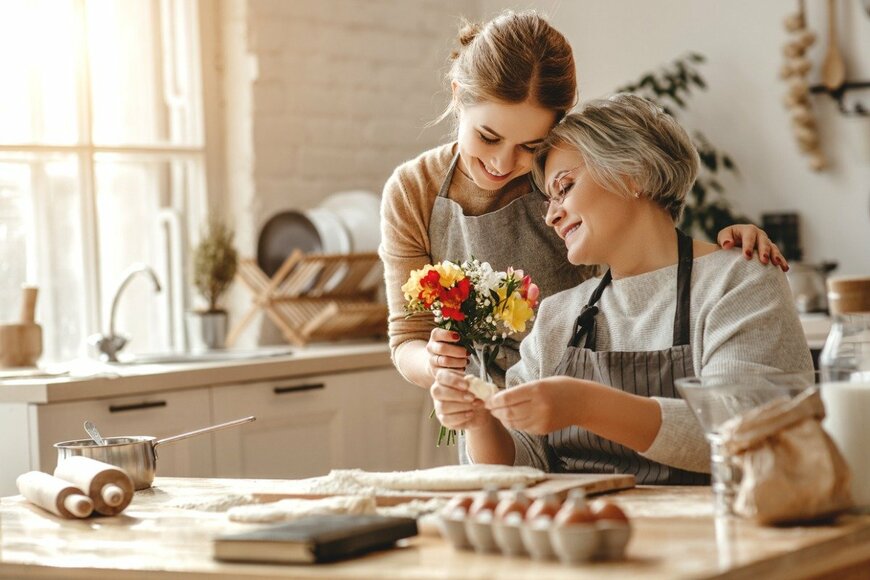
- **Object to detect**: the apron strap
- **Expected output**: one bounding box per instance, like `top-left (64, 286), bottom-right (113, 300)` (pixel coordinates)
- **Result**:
top-left (568, 228), bottom-right (694, 349)
top-left (568, 269), bottom-right (612, 348)
top-left (673, 228), bottom-right (694, 347)
top-left (438, 152), bottom-right (461, 198)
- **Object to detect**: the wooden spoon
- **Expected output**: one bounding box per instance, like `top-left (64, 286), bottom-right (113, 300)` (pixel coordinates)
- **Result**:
top-left (821, 0), bottom-right (846, 91)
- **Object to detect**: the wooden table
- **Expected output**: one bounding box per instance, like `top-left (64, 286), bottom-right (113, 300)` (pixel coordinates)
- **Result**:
top-left (2, 477), bottom-right (869, 579)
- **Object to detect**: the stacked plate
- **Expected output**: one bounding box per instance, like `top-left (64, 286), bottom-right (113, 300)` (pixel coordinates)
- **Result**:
top-left (256, 191), bottom-right (381, 290)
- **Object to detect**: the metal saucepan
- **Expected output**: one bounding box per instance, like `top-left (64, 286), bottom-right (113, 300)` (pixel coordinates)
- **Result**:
top-left (54, 416), bottom-right (256, 490)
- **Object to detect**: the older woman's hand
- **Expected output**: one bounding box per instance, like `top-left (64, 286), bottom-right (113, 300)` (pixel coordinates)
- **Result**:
top-left (430, 370), bottom-right (490, 431)
top-left (425, 328), bottom-right (469, 379)
top-left (485, 377), bottom-right (582, 435)
top-left (717, 224), bottom-right (789, 272)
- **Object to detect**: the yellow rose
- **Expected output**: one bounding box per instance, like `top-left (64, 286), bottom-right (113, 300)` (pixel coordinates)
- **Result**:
top-left (433, 261), bottom-right (465, 288)
top-left (497, 291), bottom-right (535, 333)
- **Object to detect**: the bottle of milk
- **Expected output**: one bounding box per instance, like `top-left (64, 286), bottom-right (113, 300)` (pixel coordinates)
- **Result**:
top-left (819, 276), bottom-right (870, 511)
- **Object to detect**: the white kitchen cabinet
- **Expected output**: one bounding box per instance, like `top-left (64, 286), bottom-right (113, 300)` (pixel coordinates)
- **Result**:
top-left (211, 368), bottom-right (441, 479)
top-left (32, 388), bottom-right (214, 479)
top-left (0, 348), bottom-right (456, 496)
top-left (211, 374), bottom-right (352, 479)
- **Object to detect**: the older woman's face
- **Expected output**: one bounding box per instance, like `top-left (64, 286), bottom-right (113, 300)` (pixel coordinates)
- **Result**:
top-left (456, 99), bottom-right (556, 191)
top-left (543, 146), bottom-right (637, 266)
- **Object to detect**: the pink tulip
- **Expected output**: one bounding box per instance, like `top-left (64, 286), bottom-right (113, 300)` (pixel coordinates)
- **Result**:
top-left (527, 283), bottom-right (540, 308)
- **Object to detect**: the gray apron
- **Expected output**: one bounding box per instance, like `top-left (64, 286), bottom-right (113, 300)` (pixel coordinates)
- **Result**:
top-left (546, 229), bottom-right (709, 485)
top-left (428, 151), bottom-right (583, 386)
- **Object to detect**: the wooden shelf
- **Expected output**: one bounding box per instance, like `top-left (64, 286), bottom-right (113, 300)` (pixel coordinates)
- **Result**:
top-left (227, 250), bottom-right (387, 347)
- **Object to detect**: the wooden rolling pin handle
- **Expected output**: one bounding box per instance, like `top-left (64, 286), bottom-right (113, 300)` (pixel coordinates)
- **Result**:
top-left (54, 456), bottom-right (134, 516)
top-left (64, 493), bottom-right (95, 518)
top-left (16, 471), bottom-right (94, 519)
top-left (20, 286), bottom-right (38, 323)
top-left (102, 483), bottom-right (124, 507)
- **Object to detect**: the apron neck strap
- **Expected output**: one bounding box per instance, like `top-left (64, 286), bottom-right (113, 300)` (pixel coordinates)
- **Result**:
top-left (438, 152), bottom-right (461, 198)
top-left (673, 228), bottom-right (694, 346)
top-left (569, 270), bottom-right (612, 348)
top-left (568, 228), bottom-right (694, 349)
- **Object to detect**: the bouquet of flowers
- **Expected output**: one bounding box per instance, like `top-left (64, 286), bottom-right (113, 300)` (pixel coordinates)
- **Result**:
top-left (402, 258), bottom-right (540, 445)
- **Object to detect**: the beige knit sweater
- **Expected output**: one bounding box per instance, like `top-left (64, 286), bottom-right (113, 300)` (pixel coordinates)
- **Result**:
top-left (378, 143), bottom-right (531, 355)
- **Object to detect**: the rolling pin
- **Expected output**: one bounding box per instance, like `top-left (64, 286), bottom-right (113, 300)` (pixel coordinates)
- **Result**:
top-left (0, 286), bottom-right (43, 368)
top-left (16, 471), bottom-right (94, 519)
top-left (54, 456), bottom-right (135, 516)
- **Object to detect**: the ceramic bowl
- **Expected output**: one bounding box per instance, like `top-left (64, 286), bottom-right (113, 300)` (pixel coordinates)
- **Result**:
top-left (437, 515), bottom-right (472, 550)
top-left (492, 521), bottom-right (527, 556)
top-left (465, 516), bottom-right (499, 553)
top-left (520, 523), bottom-right (556, 560)
top-left (595, 521), bottom-right (632, 560)
top-left (549, 524), bottom-right (599, 564)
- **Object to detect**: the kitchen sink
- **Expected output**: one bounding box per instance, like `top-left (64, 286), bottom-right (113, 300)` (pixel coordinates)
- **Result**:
top-left (114, 346), bottom-right (294, 365)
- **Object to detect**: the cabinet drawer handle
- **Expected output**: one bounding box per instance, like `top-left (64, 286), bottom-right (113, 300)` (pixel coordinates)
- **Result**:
top-left (273, 383), bottom-right (325, 395)
top-left (109, 400), bottom-right (168, 413)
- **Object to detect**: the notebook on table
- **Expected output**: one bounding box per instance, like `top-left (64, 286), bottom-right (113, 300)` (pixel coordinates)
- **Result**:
top-left (213, 514), bottom-right (418, 564)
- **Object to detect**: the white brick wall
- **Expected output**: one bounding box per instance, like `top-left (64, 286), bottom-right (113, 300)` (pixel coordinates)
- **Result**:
top-left (217, 0), bottom-right (482, 345)
top-left (222, 0), bottom-right (479, 239)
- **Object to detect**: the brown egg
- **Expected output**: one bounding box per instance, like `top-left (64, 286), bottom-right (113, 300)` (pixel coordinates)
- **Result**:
top-left (442, 494), bottom-right (474, 518)
top-left (554, 490), bottom-right (596, 527)
top-left (494, 489), bottom-right (530, 523)
top-left (468, 487), bottom-right (500, 518)
top-left (591, 500), bottom-right (630, 523)
top-left (525, 493), bottom-right (562, 523)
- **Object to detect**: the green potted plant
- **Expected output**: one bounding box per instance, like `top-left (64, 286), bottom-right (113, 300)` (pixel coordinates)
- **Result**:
top-left (617, 53), bottom-right (754, 240)
top-left (187, 220), bottom-right (238, 351)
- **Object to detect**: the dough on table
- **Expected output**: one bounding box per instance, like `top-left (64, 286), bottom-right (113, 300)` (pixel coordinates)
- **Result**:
top-left (344, 464), bottom-right (546, 491)
top-left (465, 374), bottom-right (498, 401)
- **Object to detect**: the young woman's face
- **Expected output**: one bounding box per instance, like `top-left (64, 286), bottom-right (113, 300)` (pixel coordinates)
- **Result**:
top-left (542, 145), bottom-right (637, 266)
top-left (456, 99), bottom-right (556, 191)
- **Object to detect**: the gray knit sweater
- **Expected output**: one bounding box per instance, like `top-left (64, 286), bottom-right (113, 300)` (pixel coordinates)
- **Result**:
top-left (505, 248), bottom-right (814, 473)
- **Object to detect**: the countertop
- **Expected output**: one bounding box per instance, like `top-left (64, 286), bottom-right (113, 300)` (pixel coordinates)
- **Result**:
top-left (0, 341), bottom-right (392, 404)
top-left (2, 477), bottom-right (869, 579)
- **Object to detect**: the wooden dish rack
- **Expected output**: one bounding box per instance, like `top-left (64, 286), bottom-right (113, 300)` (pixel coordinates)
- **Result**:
top-left (226, 250), bottom-right (387, 347)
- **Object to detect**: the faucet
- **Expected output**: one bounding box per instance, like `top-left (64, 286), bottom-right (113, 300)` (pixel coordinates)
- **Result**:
top-left (90, 263), bottom-right (162, 362)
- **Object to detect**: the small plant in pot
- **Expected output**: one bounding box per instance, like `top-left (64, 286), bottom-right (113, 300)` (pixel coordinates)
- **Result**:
top-left (187, 220), bottom-right (238, 351)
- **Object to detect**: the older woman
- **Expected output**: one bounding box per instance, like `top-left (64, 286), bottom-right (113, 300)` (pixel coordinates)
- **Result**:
top-left (430, 94), bottom-right (813, 483)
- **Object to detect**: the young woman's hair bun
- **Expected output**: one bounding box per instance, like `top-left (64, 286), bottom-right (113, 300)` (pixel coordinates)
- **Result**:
top-left (450, 19), bottom-right (482, 60)
top-left (435, 10), bottom-right (576, 127)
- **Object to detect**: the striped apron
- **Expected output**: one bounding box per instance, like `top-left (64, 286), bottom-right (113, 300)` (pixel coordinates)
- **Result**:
top-left (547, 229), bottom-right (709, 485)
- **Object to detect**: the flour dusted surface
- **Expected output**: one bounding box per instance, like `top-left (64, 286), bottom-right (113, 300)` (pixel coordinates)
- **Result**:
top-left (348, 464), bottom-right (546, 491)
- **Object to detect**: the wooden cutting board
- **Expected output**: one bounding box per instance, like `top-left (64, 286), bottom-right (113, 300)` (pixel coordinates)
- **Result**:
top-left (254, 473), bottom-right (635, 507)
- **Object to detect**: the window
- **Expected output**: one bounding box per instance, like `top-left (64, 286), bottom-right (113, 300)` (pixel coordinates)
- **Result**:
top-left (0, 0), bottom-right (207, 362)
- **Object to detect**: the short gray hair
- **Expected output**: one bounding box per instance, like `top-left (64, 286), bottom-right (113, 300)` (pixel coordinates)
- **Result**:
top-left (532, 93), bottom-right (699, 221)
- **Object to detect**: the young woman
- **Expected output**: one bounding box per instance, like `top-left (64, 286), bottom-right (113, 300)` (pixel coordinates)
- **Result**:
top-left (380, 10), bottom-right (786, 393)
top-left (430, 94), bottom-right (813, 483)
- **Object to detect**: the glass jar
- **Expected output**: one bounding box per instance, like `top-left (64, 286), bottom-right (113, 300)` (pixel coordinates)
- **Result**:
top-left (819, 276), bottom-right (870, 510)
top-left (819, 276), bottom-right (870, 382)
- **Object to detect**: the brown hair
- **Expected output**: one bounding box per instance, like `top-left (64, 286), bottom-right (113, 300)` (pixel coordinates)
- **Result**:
top-left (533, 94), bottom-right (700, 222)
top-left (438, 10), bottom-right (577, 123)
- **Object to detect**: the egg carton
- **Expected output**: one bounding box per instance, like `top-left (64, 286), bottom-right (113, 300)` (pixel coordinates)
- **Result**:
top-left (437, 513), bottom-right (631, 564)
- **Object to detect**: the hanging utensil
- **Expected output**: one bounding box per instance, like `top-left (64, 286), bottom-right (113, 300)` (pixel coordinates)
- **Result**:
top-left (821, 0), bottom-right (846, 91)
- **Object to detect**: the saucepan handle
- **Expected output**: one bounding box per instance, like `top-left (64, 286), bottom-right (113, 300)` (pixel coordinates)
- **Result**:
top-left (153, 416), bottom-right (256, 448)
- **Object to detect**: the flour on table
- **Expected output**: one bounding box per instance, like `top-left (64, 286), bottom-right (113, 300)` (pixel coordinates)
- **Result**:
top-left (376, 498), bottom-right (449, 519)
top-left (227, 495), bottom-right (377, 523)
top-left (168, 493), bottom-right (259, 512)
